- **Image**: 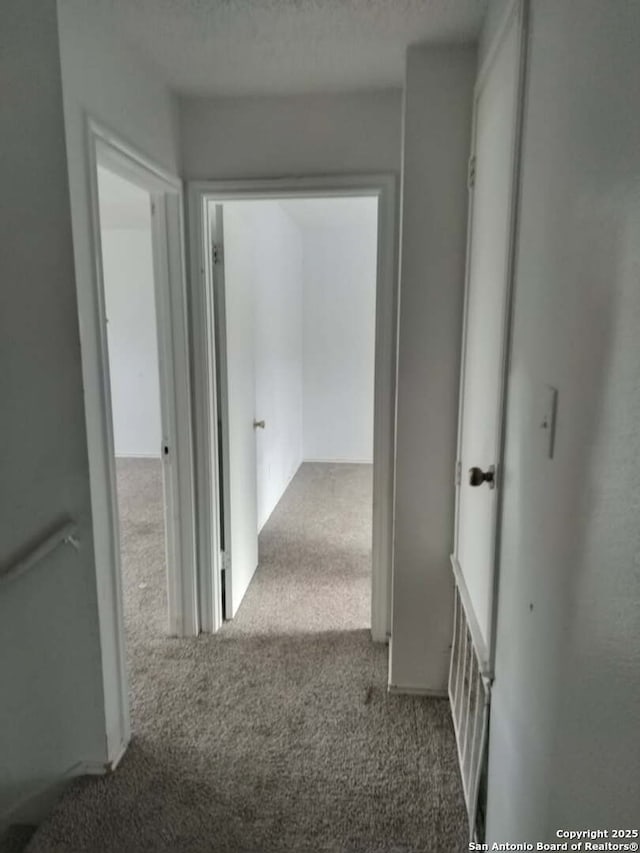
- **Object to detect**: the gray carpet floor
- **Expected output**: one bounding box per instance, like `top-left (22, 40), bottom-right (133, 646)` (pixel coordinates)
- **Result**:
top-left (27, 461), bottom-right (467, 853)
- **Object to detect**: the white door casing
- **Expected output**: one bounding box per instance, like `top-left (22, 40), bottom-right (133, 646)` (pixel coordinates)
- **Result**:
top-left (84, 120), bottom-right (198, 767)
top-left (188, 175), bottom-right (397, 644)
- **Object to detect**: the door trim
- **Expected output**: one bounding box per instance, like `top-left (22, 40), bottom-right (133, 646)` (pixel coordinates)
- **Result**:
top-left (451, 0), bottom-right (529, 676)
top-left (187, 174), bottom-right (398, 642)
top-left (82, 118), bottom-right (198, 762)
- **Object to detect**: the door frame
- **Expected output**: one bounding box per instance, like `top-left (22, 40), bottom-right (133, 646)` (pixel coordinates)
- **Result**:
top-left (451, 0), bottom-right (528, 676)
top-left (187, 175), bottom-right (398, 642)
top-left (81, 119), bottom-right (198, 760)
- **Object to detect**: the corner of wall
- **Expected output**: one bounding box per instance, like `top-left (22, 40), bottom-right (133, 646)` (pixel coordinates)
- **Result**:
top-left (390, 42), bottom-right (476, 693)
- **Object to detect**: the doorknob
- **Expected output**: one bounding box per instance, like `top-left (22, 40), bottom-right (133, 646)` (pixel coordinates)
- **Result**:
top-left (253, 419), bottom-right (265, 429)
top-left (468, 465), bottom-right (496, 489)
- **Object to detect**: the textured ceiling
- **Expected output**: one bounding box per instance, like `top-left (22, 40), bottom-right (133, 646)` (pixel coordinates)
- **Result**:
top-left (108, 0), bottom-right (487, 96)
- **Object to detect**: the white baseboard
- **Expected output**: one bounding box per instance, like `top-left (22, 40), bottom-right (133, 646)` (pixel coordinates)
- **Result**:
top-left (370, 628), bottom-right (390, 645)
top-left (115, 452), bottom-right (161, 460)
top-left (0, 758), bottom-right (114, 829)
top-left (302, 457), bottom-right (374, 465)
top-left (257, 461), bottom-right (302, 533)
top-left (387, 684), bottom-right (449, 698)
top-left (105, 740), bottom-right (128, 772)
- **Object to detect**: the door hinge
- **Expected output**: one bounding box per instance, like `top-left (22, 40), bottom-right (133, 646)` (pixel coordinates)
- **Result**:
top-left (468, 155), bottom-right (477, 190)
top-left (221, 552), bottom-right (230, 573)
top-left (455, 460), bottom-right (462, 486)
top-left (212, 244), bottom-right (222, 265)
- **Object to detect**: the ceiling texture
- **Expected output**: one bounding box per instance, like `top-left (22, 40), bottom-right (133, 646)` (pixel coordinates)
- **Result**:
top-left (108, 0), bottom-right (487, 97)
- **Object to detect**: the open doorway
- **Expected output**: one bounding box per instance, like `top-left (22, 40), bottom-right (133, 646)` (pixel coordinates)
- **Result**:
top-left (189, 176), bottom-right (397, 643)
top-left (96, 166), bottom-right (170, 645)
top-left (80, 123), bottom-right (198, 764)
top-left (215, 197), bottom-right (378, 631)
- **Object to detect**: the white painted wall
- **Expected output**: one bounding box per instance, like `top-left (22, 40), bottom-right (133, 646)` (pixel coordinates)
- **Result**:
top-left (223, 202), bottom-right (304, 531)
top-left (179, 90), bottom-right (402, 180)
top-left (253, 205), bottom-right (304, 529)
top-left (390, 45), bottom-right (476, 692)
top-left (301, 217), bottom-right (377, 462)
top-left (102, 229), bottom-right (162, 458)
top-left (98, 170), bottom-right (162, 459)
top-left (483, 0), bottom-right (640, 840)
top-left (223, 197), bottom-right (377, 527)
top-left (54, 0), bottom-right (181, 768)
top-left (0, 0), bottom-right (104, 824)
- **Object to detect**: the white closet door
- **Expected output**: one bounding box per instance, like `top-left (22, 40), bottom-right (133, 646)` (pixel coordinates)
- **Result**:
top-left (453, 1), bottom-right (524, 669)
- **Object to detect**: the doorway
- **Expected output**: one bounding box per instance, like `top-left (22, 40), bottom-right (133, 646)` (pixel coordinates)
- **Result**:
top-left (188, 176), bottom-right (397, 644)
top-left (81, 122), bottom-right (198, 763)
top-left (96, 165), bottom-right (170, 647)
top-left (214, 197), bottom-right (378, 627)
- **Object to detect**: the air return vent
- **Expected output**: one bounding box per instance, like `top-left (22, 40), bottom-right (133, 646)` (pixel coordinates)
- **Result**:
top-left (448, 584), bottom-right (491, 842)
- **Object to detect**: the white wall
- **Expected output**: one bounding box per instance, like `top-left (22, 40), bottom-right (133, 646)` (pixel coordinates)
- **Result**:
top-left (223, 202), bottom-right (304, 531)
top-left (223, 197), bottom-right (377, 525)
top-left (0, 0), bottom-right (104, 823)
top-left (56, 0), bottom-right (182, 766)
top-left (253, 204), bottom-right (304, 529)
top-left (98, 171), bottom-right (162, 458)
top-left (484, 0), bottom-right (640, 840)
top-left (390, 45), bottom-right (476, 692)
top-left (179, 90), bottom-right (402, 179)
top-left (301, 217), bottom-right (377, 462)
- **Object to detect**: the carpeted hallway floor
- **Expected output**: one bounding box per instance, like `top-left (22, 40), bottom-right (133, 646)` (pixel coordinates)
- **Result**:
top-left (26, 460), bottom-right (467, 853)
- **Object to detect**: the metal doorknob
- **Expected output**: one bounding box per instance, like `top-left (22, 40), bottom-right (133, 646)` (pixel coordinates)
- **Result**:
top-left (253, 419), bottom-right (265, 429)
top-left (468, 465), bottom-right (495, 488)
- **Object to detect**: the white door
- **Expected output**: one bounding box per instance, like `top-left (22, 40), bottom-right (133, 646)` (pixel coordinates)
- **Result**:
top-left (210, 204), bottom-right (259, 619)
top-left (453, 1), bottom-right (525, 672)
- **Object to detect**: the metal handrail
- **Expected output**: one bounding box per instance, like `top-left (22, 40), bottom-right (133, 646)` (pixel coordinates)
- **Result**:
top-left (0, 519), bottom-right (80, 587)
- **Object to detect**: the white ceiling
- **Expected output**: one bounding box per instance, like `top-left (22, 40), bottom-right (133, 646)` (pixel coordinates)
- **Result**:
top-left (108, 0), bottom-right (487, 97)
top-left (97, 166), bottom-right (151, 230)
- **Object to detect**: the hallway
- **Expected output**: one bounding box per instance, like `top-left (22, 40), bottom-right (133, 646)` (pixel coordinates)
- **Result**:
top-left (27, 463), bottom-right (466, 852)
